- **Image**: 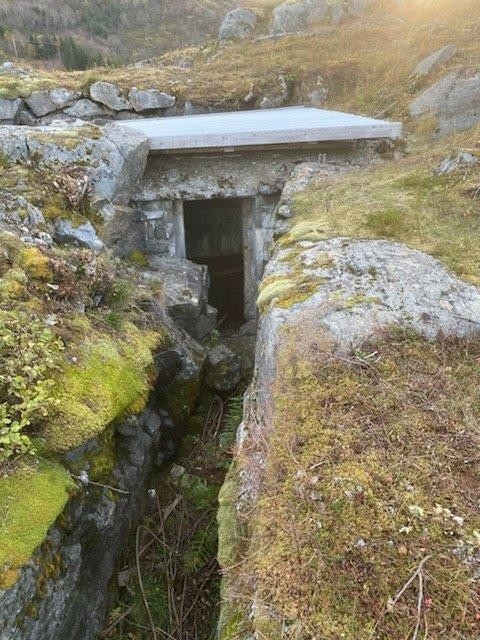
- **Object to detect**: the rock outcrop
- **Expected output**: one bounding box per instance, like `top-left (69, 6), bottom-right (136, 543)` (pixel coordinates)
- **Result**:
top-left (218, 8), bottom-right (257, 41)
top-left (410, 69), bottom-right (480, 135)
top-left (270, 0), bottom-right (367, 35)
top-left (0, 406), bottom-right (170, 640)
top-left (413, 44), bottom-right (456, 78)
top-left (25, 88), bottom-right (82, 118)
top-left (0, 98), bottom-right (23, 124)
top-left (54, 220), bottom-right (105, 252)
top-left (128, 87), bottom-right (176, 111)
top-left (147, 256), bottom-right (218, 341)
top-left (0, 122), bottom-right (149, 207)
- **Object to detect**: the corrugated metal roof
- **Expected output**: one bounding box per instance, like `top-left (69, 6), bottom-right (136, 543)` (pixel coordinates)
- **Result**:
top-left (118, 106), bottom-right (402, 152)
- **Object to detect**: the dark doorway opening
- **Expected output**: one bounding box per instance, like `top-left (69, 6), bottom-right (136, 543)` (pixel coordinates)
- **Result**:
top-left (183, 199), bottom-right (245, 324)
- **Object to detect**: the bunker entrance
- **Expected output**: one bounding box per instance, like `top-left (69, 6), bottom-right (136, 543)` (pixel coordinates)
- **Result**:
top-left (183, 199), bottom-right (245, 324)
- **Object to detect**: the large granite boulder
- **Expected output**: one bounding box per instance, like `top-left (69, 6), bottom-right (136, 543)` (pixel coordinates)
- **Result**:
top-left (204, 344), bottom-right (241, 392)
top-left (413, 44), bottom-right (456, 78)
top-left (218, 8), bottom-right (257, 41)
top-left (146, 256), bottom-right (217, 340)
top-left (128, 88), bottom-right (176, 111)
top-left (270, 0), bottom-right (367, 34)
top-left (218, 236), bottom-right (480, 637)
top-left (63, 99), bottom-right (113, 120)
top-left (410, 69), bottom-right (480, 135)
top-left (256, 239), bottom-right (480, 393)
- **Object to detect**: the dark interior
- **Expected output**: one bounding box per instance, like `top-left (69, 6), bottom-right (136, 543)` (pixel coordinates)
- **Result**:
top-left (183, 199), bottom-right (245, 324)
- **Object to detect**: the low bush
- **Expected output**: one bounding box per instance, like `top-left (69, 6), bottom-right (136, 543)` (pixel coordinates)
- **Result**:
top-left (0, 311), bottom-right (64, 463)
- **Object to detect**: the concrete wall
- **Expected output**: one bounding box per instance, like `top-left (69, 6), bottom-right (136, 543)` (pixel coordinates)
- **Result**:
top-left (116, 144), bottom-right (373, 319)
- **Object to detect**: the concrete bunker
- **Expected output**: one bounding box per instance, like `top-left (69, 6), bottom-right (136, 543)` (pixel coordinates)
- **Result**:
top-left (118, 107), bottom-right (402, 323)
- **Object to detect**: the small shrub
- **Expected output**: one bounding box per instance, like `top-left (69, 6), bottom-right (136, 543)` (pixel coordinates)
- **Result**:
top-left (0, 311), bottom-right (64, 462)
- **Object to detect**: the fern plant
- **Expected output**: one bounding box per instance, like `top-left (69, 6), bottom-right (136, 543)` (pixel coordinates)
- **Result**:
top-left (183, 519), bottom-right (217, 575)
top-left (180, 473), bottom-right (218, 510)
top-left (219, 395), bottom-right (243, 450)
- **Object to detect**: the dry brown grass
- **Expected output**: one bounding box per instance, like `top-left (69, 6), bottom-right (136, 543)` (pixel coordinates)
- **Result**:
top-left (236, 328), bottom-right (480, 639)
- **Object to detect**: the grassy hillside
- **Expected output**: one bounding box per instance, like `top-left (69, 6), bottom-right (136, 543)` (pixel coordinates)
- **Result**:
top-left (1, 0), bottom-right (478, 124)
top-left (0, 0), bottom-right (235, 65)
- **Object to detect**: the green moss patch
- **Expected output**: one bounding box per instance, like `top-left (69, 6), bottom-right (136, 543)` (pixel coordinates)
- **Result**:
top-left (0, 461), bottom-right (73, 589)
top-left (46, 322), bottom-right (158, 451)
top-left (242, 330), bottom-right (480, 638)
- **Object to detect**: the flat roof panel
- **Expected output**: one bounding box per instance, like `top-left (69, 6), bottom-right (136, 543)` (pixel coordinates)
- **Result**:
top-left (118, 106), bottom-right (402, 152)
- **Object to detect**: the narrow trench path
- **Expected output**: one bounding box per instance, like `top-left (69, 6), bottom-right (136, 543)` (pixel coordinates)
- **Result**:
top-left (102, 334), bottom-right (253, 640)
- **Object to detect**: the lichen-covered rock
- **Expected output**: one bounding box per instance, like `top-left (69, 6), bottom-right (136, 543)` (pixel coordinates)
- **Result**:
top-left (63, 99), bottom-right (113, 119)
top-left (0, 122), bottom-right (149, 206)
top-left (270, 0), bottom-right (367, 35)
top-left (205, 344), bottom-right (241, 392)
top-left (0, 98), bottom-right (23, 124)
top-left (54, 220), bottom-right (104, 252)
top-left (25, 88), bottom-right (81, 117)
top-left (128, 87), bottom-right (176, 111)
top-left (89, 82), bottom-right (132, 111)
top-left (413, 44), bottom-right (456, 77)
top-left (410, 69), bottom-right (480, 135)
top-left (147, 256), bottom-right (217, 340)
top-left (218, 8), bottom-right (257, 41)
top-left (218, 238), bottom-right (480, 638)
top-left (0, 407), bottom-right (171, 640)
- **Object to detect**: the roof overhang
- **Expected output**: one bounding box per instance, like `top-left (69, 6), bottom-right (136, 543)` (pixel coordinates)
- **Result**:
top-left (118, 106), bottom-right (402, 154)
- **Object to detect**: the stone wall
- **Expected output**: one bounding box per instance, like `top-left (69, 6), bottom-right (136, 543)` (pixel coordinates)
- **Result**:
top-left (0, 80), bottom-right (231, 127)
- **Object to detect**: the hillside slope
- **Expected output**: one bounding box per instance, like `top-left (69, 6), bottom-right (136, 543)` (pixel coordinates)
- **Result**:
top-left (0, 0), bottom-right (236, 64)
